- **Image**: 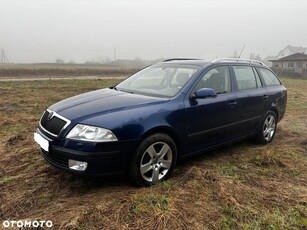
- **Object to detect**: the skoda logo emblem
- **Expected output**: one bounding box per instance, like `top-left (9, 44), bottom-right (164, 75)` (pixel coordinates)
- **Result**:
top-left (47, 112), bottom-right (54, 120)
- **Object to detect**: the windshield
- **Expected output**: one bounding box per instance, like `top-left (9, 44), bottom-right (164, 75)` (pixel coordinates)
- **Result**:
top-left (116, 64), bottom-right (199, 97)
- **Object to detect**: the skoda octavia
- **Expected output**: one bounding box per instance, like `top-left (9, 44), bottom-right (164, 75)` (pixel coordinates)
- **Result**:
top-left (34, 58), bottom-right (287, 186)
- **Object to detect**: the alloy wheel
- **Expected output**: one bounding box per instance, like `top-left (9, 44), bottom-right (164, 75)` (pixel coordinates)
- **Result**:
top-left (140, 142), bottom-right (173, 184)
top-left (263, 115), bottom-right (276, 142)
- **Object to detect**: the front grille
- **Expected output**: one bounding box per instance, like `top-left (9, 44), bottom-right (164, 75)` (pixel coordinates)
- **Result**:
top-left (40, 110), bottom-right (68, 136)
top-left (41, 149), bottom-right (68, 169)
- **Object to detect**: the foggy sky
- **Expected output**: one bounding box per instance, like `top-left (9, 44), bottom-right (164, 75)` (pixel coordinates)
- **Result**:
top-left (1, 0), bottom-right (306, 63)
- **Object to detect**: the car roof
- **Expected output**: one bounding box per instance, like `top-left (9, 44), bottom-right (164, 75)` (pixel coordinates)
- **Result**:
top-left (161, 59), bottom-right (209, 67)
top-left (160, 58), bottom-right (266, 67)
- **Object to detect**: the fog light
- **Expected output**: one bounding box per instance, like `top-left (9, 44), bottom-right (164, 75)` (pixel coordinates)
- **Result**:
top-left (68, 159), bottom-right (88, 171)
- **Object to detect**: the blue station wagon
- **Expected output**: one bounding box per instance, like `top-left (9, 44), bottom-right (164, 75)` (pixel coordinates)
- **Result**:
top-left (34, 58), bottom-right (287, 186)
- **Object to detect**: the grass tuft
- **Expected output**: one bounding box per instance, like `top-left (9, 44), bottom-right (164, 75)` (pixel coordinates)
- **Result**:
top-left (129, 192), bottom-right (169, 214)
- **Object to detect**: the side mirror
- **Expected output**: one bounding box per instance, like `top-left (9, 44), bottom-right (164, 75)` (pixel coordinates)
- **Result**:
top-left (191, 88), bottom-right (217, 99)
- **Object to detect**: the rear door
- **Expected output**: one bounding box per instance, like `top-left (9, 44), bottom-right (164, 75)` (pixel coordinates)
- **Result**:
top-left (231, 65), bottom-right (268, 136)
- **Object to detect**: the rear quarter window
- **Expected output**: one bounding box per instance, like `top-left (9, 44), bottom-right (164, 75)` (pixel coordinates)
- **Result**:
top-left (257, 68), bottom-right (281, 86)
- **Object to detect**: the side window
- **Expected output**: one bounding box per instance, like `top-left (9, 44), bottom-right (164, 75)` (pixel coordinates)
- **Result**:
top-left (257, 68), bottom-right (281, 86)
top-left (195, 66), bottom-right (231, 94)
top-left (233, 66), bottom-right (257, 90)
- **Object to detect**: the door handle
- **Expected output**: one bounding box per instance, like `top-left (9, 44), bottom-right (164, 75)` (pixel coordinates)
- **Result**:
top-left (262, 95), bottom-right (268, 100)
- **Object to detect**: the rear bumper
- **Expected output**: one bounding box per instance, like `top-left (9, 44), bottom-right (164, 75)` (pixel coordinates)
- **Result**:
top-left (278, 106), bottom-right (286, 122)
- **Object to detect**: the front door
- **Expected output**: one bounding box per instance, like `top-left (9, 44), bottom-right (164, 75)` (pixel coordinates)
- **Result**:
top-left (185, 66), bottom-right (239, 154)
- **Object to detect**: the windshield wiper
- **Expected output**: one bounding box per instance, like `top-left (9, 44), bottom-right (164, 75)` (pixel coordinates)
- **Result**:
top-left (119, 88), bottom-right (134, 94)
top-left (111, 86), bottom-right (134, 94)
top-left (216, 91), bottom-right (227, 94)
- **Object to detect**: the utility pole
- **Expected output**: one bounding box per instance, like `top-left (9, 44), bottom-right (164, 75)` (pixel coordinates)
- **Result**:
top-left (113, 47), bottom-right (117, 61)
top-left (1, 49), bottom-right (9, 64)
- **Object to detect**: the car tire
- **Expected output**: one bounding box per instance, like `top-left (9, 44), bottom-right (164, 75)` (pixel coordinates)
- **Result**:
top-left (255, 111), bottom-right (277, 144)
top-left (129, 133), bottom-right (177, 187)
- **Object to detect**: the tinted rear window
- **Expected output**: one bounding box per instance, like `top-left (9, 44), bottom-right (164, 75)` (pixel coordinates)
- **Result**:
top-left (258, 68), bottom-right (281, 86)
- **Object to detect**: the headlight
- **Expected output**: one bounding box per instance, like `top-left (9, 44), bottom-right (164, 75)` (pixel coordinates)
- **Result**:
top-left (66, 124), bottom-right (118, 142)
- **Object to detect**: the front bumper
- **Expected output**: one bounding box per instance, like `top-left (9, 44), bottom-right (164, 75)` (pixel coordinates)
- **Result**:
top-left (36, 129), bottom-right (139, 175)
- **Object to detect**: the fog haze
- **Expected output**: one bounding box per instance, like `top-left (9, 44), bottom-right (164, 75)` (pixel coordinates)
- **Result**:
top-left (1, 0), bottom-right (306, 63)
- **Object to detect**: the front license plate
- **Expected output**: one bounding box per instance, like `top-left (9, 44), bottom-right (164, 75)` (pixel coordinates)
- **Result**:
top-left (34, 132), bottom-right (49, 152)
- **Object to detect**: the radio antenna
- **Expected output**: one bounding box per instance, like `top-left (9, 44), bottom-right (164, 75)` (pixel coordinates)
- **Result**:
top-left (238, 44), bottom-right (246, 59)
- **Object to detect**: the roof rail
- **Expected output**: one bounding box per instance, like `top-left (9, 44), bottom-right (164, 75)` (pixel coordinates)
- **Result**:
top-left (212, 58), bottom-right (266, 66)
top-left (163, 58), bottom-right (201, 62)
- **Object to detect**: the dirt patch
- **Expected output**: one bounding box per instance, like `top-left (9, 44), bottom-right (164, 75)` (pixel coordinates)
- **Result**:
top-left (0, 104), bottom-right (20, 112)
top-left (5, 135), bottom-right (24, 148)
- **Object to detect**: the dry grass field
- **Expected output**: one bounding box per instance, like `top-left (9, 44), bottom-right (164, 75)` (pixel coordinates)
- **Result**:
top-left (0, 64), bottom-right (138, 78)
top-left (0, 77), bottom-right (306, 229)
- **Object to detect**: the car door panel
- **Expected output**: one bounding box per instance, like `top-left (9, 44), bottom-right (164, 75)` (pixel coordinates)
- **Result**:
top-left (185, 92), bottom-right (239, 154)
top-left (235, 88), bottom-right (268, 136)
top-left (182, 65), bottom-right (242, 155)
top-left (231, 65), bottom-right (268, 136)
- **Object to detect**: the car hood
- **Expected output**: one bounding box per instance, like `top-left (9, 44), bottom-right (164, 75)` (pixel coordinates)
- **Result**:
top-left (49, 88), bottom-right (169, 121)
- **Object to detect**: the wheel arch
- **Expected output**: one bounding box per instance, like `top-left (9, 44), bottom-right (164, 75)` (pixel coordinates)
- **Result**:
top-left (140, 126), bottom-right (182, 158)
top-left (128, 126), bottom-right (181, 186)
top-left (268, 107), bottom-right (279, 121)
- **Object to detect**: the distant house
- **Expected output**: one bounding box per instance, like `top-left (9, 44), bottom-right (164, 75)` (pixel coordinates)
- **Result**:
top-left (263, 45), bottom-right (307, 66)
top-left (270, 53), bottom-right (307, 69)
top-left (270, 53), bottom-right (307, 77)
top-left (275, 45), bottom-right (307, 59)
